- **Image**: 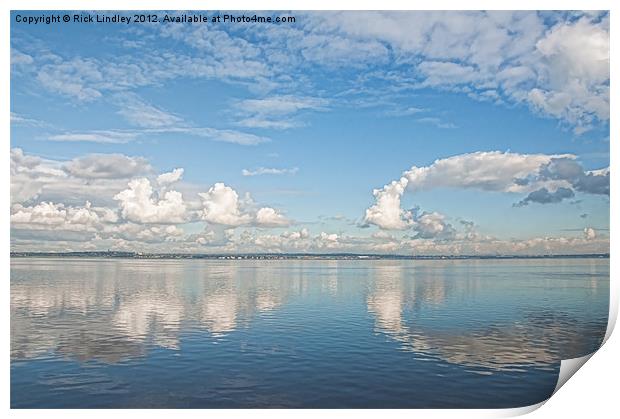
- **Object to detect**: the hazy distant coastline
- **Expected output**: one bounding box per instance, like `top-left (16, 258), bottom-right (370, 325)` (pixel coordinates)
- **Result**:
top-left (9, 251), bottom-right (610, 260)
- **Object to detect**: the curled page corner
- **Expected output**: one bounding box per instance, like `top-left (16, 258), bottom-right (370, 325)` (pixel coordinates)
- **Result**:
top-left (496, 401), bottom-right (546, 417)
top-left (552, 352), bottom-right (595, 396)
top-left (603, 291), bottom-right (618, 344)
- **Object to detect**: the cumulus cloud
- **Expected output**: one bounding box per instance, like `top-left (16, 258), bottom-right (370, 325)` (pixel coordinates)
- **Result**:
top-left (538, 158), bottom-right (610, 195)
top-left (413, 212), bottom-right (456, 240)
top-left (364, 150), bottom-right (609, 230)
top-left (114, 178), bottom-right (187, 224)
top-left (11, 201), bottom-right (117, 231)
top-left (512, 157), bottom-right (610, 206)
top-left (309, 11), bottom-right (608, 131)
top-left (198, 183), bottom-right (290, 228)
top-left (255, 207), bottom-right (291, 227)
top-left (514, 187), bottom-right (575, 207)
top-left (363, 151), bottom-right (554, 229)
top-left (315, 232), bottom-right (341, 249)
top-left (10, 144), bottom-right (609, 255)
top-left (543, 161), bottom-right (603, 196)
top-left (63, 154), bottom-right (152, 179)
top-left (11, 148), bottom-right (68, 204)
top-left (157, 168), bottom-right (184, 186)
top-left (583, 227), bottom-right (596, 240)
top-left (362, 183), bottom-right (457, 238)
top-left (10, 148), bottom-right (162, 207)
top-left (403, 151), bottom-right (568, 193)
top-left (364, 151), bottom-right (609, 229)
top-left (281, 228), bottom-right (310, 240)
top-left (199, 183), bottom-right (253, 227)
top-left (529, 16), bottom-right (609, 130)
top-left (218, 225), bottom-right (607, 256)
top-left (11, 149), bottom-right (299, 250)
top-left (363, 178), bottom-right (413, 230)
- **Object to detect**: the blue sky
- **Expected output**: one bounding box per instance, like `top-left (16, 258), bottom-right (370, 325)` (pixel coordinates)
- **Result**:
top-left (10, 11), bottom-right (610, 254)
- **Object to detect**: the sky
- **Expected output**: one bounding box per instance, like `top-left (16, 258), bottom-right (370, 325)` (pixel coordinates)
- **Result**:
top-left (10, 10), bottom-right (610, 255)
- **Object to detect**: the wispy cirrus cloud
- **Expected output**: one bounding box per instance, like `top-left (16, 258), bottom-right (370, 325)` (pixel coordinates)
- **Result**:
top-left (114, 93), bottom-right (184, 128)
top-left (234, 95), bottom-right (329, 130)
top-left (48, 130), bottom-right (139, 144)
top-left (10, 112), bottom-right (51, 128)
top-left (47, 127), bottom-right (270, 146)
top-left (242, 167), bottom-right (299, 176)
top-left (20, 12), bottom-right (609, 134)
top-left (45, 91), bottom-right (272, 146)
top-left (416, 117), bottom-right (457, 129)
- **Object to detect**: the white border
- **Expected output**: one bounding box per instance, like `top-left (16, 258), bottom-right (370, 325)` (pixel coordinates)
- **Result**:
top-left (3, 1), bottom-right (617, 418)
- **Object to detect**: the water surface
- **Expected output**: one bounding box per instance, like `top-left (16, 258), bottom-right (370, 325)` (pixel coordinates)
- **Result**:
top-left (11, 257), bottom-right (609, 408)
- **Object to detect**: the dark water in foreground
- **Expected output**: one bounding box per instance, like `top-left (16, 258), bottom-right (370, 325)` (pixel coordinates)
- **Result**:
top-left (11, 257), bottom-right (609, 408)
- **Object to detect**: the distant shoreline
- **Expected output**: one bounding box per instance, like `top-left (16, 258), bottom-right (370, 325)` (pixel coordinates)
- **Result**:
top-left (9, 252), bottom-right (610, 260)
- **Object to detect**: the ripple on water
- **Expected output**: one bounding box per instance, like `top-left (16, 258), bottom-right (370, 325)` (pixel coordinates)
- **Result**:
top-left (10, 258), bottom-right (609, 408)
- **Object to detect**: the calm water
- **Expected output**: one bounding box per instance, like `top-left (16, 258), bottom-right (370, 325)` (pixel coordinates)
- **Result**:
top-left (11, 257), bottom-right (609, 408)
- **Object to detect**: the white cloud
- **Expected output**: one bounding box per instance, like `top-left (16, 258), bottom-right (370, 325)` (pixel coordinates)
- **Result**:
top-left (314, 232), bottom-right (341, 249)
top-left (416, 117), bottom-right (457, 129)
top-left (11, 201), bottom-right (117, 231)
top-left (241, 167), bottom-right (298, 176)
top-left (584, 227), bottom-right (596, 240)
top-left (417, 61), bottom-right (482, 87)
top-left (234, 95), bottom-right (328, 130)
top-left (402, 151), bottom-right (571, 193)
top-left (198, 183), bottom-right (291, 228)
top-left (114, 178), bottom-right (187, 224)
top-left (363, 178), bottom-right (413, 230)
top-left (310, 11), bottom-right (608, 131)
top-left (63, 154), bottom-right (152, 179)
top-left (32, 39), bottom-right (275, 103)
top-left (413, 212), bottom-right (455, 240)
top-left (157, 168), bottom-right (184, 186)
top-left (529, 17), bottom-right (609, 130)
top-left (236, 95), bottom-right (328, 115)
top-left (363, 150), bottom-right (609, 230)
top-left (235, 117), bottom-right (298, 130)
top-left (49, 126), bottom-right (270, 146)
top-left (22, 12), bottom-right (609, 134)
top-left (11, 48), bottom-right (34, 66)
top-left (255, 207), bottom-right (290, 227)
top-left (10, 112), bottom-right (48, 127)
top-left (514, 187), bottom-right (575, 207)
top-left (365, 159), bottom-right (542, 232)
top-left (281, 228), bottom-right (309, 240)
top-left (298, 32), bottom-right (389, 68)
top-left (115, 93), bottom-right (183, 128)
top-left (11, 149), bottom-right (299, 249)
top-left (11, 148), bottom-right (65, 204)
top-left (187, 128), bottom-right (269, 145)
top-left (198, 183), bottom-right (253, 227)
top-left (10, 148), bottom-right (159, 207)
top-left (37, 57), bottom-right (104, 101)
top-left (48, 130), bottom-right (138, 144)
